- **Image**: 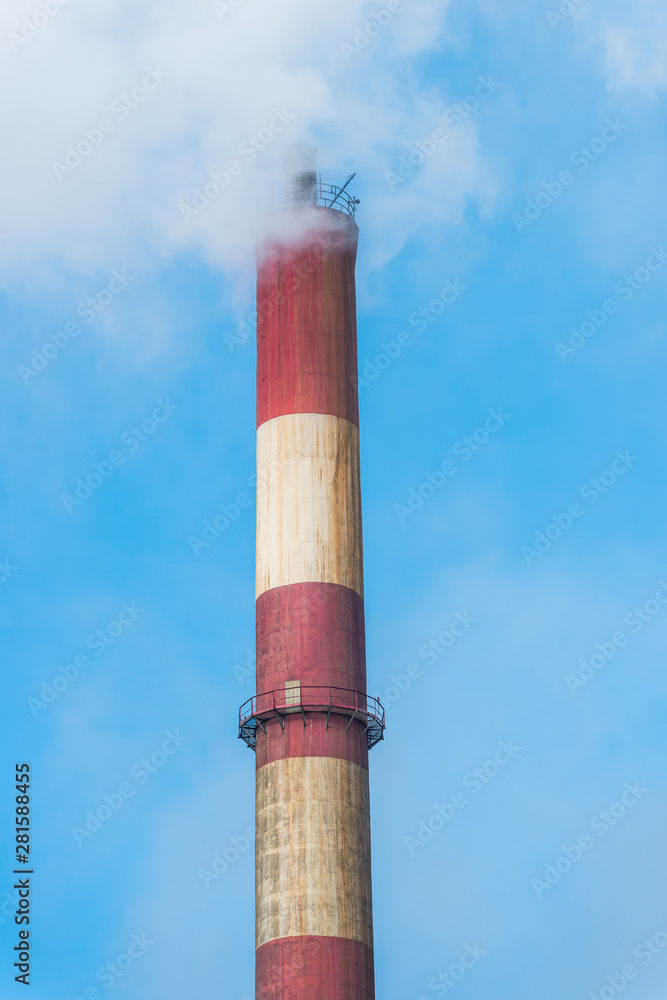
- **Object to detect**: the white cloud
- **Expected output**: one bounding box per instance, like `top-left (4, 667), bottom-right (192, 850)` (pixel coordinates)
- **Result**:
top-left (602, 6), bottom-right (667, 95)
top-left (573, 0), bottom-right (667, 96)
top-left (0, 0), bottom-right (497, 293)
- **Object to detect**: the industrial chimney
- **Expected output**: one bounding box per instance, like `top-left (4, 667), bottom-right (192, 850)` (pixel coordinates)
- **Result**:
top-left (239, 145), bottom-right (384, 1000)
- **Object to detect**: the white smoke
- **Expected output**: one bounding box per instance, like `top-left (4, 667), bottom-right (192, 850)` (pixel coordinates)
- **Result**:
top-left (0, 0), bottom-right (497, 296)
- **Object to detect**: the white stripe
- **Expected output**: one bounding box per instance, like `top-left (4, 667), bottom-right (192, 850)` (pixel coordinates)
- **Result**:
top-left (256, 413), bottom-right (363, 599)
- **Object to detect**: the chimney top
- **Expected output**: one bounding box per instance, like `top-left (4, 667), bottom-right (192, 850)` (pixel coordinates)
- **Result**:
top-left (284, 143), bottom-right (317, 206)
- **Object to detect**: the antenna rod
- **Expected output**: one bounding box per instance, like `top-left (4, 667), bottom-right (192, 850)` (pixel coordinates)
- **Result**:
top-left (328, 172), bottom-right (356, 209)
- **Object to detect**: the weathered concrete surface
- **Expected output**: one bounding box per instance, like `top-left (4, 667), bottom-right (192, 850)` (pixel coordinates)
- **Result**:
top-left (255, 413), bottom-right (363, 599)
top-left (256, 755), bottom-right (373, 949)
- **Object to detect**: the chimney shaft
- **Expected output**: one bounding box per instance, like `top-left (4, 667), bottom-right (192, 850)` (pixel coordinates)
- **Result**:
top-left (241, 154), bottom-right (381, 1000)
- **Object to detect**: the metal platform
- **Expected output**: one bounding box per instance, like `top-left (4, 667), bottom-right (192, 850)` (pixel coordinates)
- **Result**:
top-left (258, 174), bottom-right (360, 219)
top-left (239, 685), bottom-right (385, 751)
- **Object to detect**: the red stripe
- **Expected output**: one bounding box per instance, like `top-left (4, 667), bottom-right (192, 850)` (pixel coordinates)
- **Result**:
top-left (255, 713), bottom-right (369, 770)
top-left (256, 213), bottom-right (359, 428)
top-left (256, 582), bottom-right (366, 693)
top-left (256, 935), bottom-right (374, 1000)
top-left (255, 582), bottom-right (368, 769)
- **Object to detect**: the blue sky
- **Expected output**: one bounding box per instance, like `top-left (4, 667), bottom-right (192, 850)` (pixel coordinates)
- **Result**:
top-left (2, 0), bottom-right (667, 998)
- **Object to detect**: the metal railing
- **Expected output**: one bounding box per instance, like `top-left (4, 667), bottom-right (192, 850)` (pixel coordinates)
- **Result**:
top-left (239, 685), bottom-right (385, 750)
top-left (258, 175), bottom-right (360, 219)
